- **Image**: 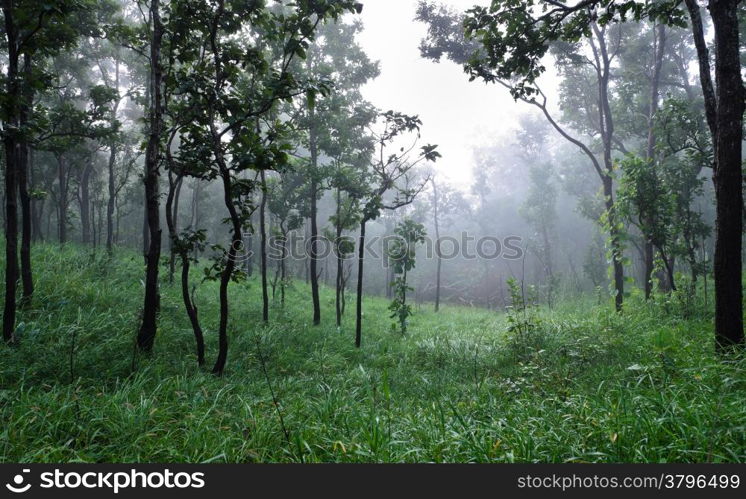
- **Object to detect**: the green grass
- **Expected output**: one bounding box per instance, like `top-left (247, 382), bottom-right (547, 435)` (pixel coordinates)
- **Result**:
top-left (0, 242), bottom-right (744, 462)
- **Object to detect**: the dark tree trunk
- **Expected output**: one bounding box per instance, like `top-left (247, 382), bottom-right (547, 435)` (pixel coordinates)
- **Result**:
top-left (106, 140), bottom-right (117, 253)
top-left (137, 0), bottom-right (164, 353)
top-left (260, 170), bottom-right (269, 322)
top-left (212, 168), bottom-right (242, 376)
top-left (30, 149), bottom-right (42, 243)
top-left (591, 23), bottom-right (624, 312)
top-left (79, 160), bottom-right (93, 245)
top-left (605, 181), bottom-right (624, 313)
top-left (57, 155), bottom-right (68, 244)
top-left (308, 105), bottom-right (321, 325)
top-left (643, 24), bottom-right (666, 300)
top-left (710, 0), bottom-right (744, 349)
top-left (106, 59), bottom-right (120, 255)
top-left (181, 252), bottom-right (205, 366)
top-left (165, 168), bottom-right (182, 284)
top-left (432, 178), bottom-right (442, 312)
top-left (644, 241), bottom-right (654, 297)
top-left (280, 231), bottom-right (287, 306)
top-left (355, 219), bottom-right (367, 348)
top-left (335, 189), bottom-right (344, 326)
top-left (18, 53), bottom-right (33, 305)
top-left (2, 1), bottom-right (20, 342)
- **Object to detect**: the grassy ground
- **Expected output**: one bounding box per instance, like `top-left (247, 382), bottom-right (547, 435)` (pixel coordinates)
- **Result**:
top-left (0, 243), bottom-right (744, 462)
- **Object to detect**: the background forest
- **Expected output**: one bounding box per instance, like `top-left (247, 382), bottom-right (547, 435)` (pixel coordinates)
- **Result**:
top-left (0, 0), bottom-right (744, 463)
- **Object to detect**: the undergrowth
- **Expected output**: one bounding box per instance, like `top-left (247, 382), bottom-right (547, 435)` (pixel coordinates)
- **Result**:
top-left (0, 243), bottom-right (743, 463)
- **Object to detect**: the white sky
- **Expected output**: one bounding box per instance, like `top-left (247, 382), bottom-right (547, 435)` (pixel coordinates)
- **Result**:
top-left (356, 0), bottom-right (528, 189)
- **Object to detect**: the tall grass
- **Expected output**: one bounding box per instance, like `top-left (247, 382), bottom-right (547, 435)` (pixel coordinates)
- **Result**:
top-left (0, 242), bottom-right (743, 462)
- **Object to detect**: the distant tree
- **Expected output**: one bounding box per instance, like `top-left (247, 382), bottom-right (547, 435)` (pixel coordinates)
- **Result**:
top-left (428, 175), bottom-right (467, 312)
top-left (267, 170), bottom-right (304, 306)
top-left (516, 115), bottom-right (558, 307)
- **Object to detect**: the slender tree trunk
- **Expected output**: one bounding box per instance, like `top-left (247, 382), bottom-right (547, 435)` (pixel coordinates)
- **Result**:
top-left (2, 2), bottom-right (20, 342)
top-left (30, 149), bottom-right (42, 243)
top-left (355, 219), bottom-right (367, 348)
top-left (213, 169), bottom-right (242, 375)
top-left (57, 155), bottom-right (68, 244)
top-left (606, 186), bottom-right (624, 313)
top-left (137, 0), bottom-right (164, 353)
top-left (592, 24), bottom-right (624, 312)
top-left (165, 169), bottom-right (182, 284)
top-left (643, 24), bottom-right (666, 300)
top-left (710, 0), bottom-right (744, 348)
top-left (79, 160), bottom-right (93, 245)
top-left (432, 178), bottom-right (442, 312)
top-left (260, 170), bottom-right (269, 322)
top-left (106, 59), bottom-right (120, 255)
top-left (335, 187), bottom-right (343, 326)
top-left (181, 252), bottom-right (205, 366)
top-left (90, 201), bottom-right (96, 249)
top-left (308, 102), bottom-right (322, 325)
top-left (18, 53), bottom-right (33, 304)
top-left (280, 232), bottom-right (287, 306)
top-left (106, 139), bottom-right (117, 253)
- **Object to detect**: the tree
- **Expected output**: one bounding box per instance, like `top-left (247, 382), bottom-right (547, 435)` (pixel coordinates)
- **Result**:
top-left (428, 175), bottom-right (467, 312)
top-left (387, 218), bottom-right (426, 335)
top-left (516, 115), bottom-right (558, 306)
top-left (291, 19), bottom-right (379, 326)
top-left (354, 111), bottom-right (439, 348)
top-left (325, 104), bottom-right (376, 327)
top-left (267, 169), bottom-right (304, 307)
top-left (169, 0), bottom-right (363, 375)
top-left (136, 0), bottom-right (164, 353)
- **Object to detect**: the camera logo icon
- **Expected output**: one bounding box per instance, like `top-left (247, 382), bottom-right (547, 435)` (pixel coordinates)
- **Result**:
top-left (6, 469), bottom-right (31, 493)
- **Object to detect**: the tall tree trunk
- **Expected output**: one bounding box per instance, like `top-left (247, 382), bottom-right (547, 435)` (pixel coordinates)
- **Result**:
top-left (30, 148), bottom-right (42, 243)
top-left (309, 128), bottom-right (321, 325)
top-left (260, 170), bottom-right (269, 323)
top-left (280, 231), bottom-right (287, 306)
top-left (18, 53), bottom-right (33, 304)
top-left (212, 168), bottom-right (242, 376)
top-left (355, 219), bottom-right (367, 348)
top-left (79, 160), bottom-right (93, 245)
top-left (106, 140), bottom-right (117, 254)
top-left (432, 178), bottom-right (442, 312)
top-left (2, 2), bottom-right (20, 342)
top-left (335, 188), bottom-right (344, 326)
top-left (56, 155), bottom-right (68, 244)
top-left (643, 24), bottom-right (666, 300)
top-left (591, 23), bottom-right (624, 312)
top-left (137, 0), bottom-right (164, 353)
top-left (710, 0), bottom-right (744, 348)
top-left (106, 58), bottom-right (121, 255)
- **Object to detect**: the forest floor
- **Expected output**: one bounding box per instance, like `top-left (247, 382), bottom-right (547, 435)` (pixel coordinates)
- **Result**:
top-left (0, 243), bottom-right (744, 462)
